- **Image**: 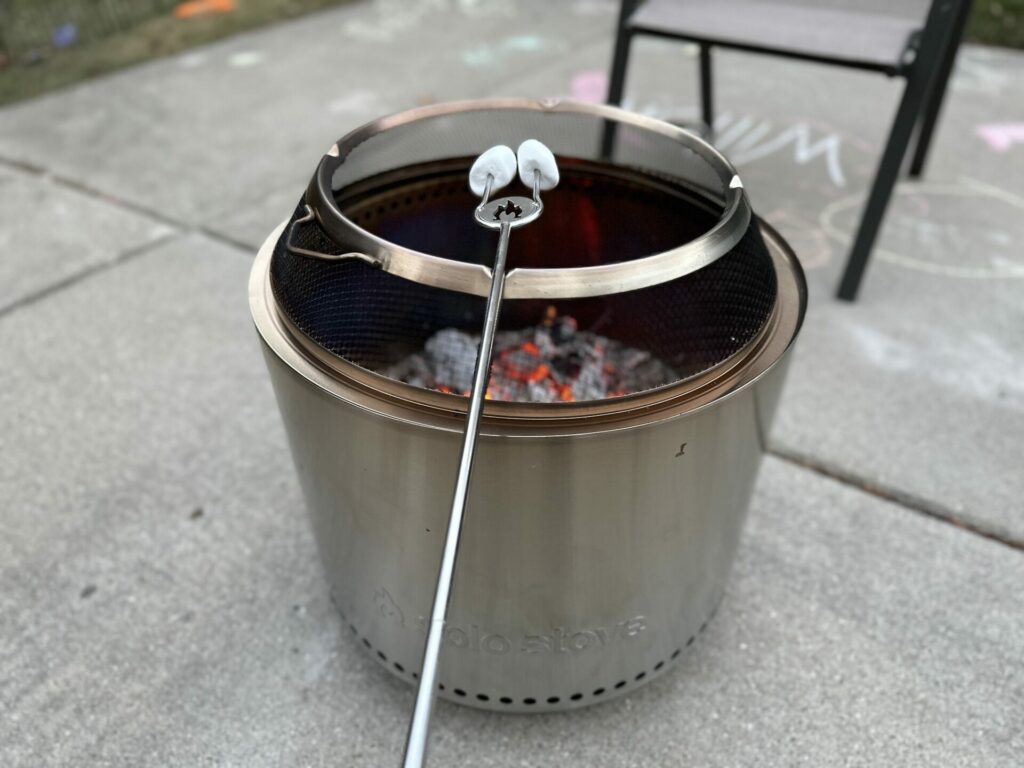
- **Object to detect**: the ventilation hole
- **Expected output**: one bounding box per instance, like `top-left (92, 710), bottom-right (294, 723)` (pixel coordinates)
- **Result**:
top-left (394, 662), bottom-right (405, 673)
top-left (377, 651), bottom-right (387, 662)
top-left (523, 698), bottom-right (537, 705)
top-left (499, 697), bottom-right (513, 705)
top-left (546, 696), bottom-right (560, 704)
top-left (614, 681), bottom-right (626, 690)
top-left (654, 661), bottom-right (665, 671)
top-left (686, 635), bottom-right (696, 646)
top-left (362, 638), bottom-right (371, 649)
top-left (411, 672), bottom-right (419, 679)
top-left (700, 621), bottom-right (708, 633)
top-left (438, 684), bottom-right (445, 691)
top-left (570, 693), bottom-right (583, 701)
top-left (453, 688), bottom-right (467, 697)
top-left (476, 694), bottom-right (490, 702)
top-left (593, 688), bottom-right (606, 696)
top-left (671, 649), bottom-right (682, 659)
top-left (634, 672), bottom-right (646, 681)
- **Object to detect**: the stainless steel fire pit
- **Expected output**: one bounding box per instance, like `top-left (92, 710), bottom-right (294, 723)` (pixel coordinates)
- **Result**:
top-left (249, 99), bottom-right (806, 713)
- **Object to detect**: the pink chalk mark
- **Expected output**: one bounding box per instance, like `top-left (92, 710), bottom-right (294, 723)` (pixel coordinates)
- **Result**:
top-left (976, 123), bottom-right (1024, 152)
top-left (570, 70), bottom-right (608, 104)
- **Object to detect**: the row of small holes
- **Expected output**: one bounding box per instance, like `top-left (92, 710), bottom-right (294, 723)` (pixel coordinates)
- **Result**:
top-left (339, 610), bottom-right (423, 680)
top-left (350, 185), bottom-right (459, 227)
top-left (337, 601), bottom-right (712, 707)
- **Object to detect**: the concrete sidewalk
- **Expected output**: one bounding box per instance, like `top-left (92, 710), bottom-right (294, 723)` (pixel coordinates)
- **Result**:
top-left (1, 1), bottom-right (1022, 765)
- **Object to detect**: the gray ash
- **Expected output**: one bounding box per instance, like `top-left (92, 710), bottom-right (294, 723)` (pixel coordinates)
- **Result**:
top-left (384, 311), bottom-right (678, 402)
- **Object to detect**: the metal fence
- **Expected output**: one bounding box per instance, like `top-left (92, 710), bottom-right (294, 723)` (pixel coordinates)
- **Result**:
top-left (0, 0), bottom-right (181, 55)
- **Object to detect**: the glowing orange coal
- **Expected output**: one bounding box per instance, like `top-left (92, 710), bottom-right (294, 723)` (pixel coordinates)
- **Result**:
top-left (386, 306), bottom-right (678, 403)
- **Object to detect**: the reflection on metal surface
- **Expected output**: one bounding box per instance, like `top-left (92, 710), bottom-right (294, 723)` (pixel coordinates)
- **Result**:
top-left (249, 218), bottom-right (805, 712)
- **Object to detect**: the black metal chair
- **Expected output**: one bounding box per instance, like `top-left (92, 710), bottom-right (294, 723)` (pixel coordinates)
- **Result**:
top-left (605, 0), bottom-right (973, 300)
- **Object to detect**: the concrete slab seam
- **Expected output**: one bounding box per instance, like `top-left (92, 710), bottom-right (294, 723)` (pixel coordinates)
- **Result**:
top-left (0, 154), bottom-right (183, 231)
top-left (196, 225), bottom-right (265, 255)
top-left (769, 445), bottom-right (1024, 552)
top-left (0, 230), bottom-right (184, 321)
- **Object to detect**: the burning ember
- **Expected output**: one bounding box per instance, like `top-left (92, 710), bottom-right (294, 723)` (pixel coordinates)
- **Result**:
top-left (385, 307), bottom-right (678, 402)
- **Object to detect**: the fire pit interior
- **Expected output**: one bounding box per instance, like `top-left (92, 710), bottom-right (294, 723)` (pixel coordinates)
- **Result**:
top-left (385, 310), bottom-right (681, 402)
top-left (271, 110), bottom-right (778, 404)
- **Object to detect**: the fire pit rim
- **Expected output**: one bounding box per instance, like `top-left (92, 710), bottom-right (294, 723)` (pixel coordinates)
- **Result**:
top-left (302, 97), bottom-right (752, 300)
top-left (250, 220), bottom-right (806, 439)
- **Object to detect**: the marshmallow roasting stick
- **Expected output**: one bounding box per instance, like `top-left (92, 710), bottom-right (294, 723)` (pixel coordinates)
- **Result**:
top-left (402, 141), bottom-right (560, 768)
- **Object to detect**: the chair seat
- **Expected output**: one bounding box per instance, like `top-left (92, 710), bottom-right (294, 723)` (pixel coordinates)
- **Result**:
top-left (628, 0), bottom-right (924, 73)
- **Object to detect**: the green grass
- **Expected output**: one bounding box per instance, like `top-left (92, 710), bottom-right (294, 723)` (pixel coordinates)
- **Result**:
top-left (969, 0), bottom-right (1024, 49)
top-left (0, 0), bottom-right (1021, 108)
top-left (0, 0), bottom-right (352, 106)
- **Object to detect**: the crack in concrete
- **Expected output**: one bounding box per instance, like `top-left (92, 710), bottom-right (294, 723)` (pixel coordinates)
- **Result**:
top-left (0, 230), bottom-right (184, 320)
top-left (0, 154), bottom-right (182, 229)
top-left (0, 154), bottom-right (256, 319)
top-left (197, 225), bottom-right (260, 253)
top-left (769, 445), bottom-right (1024, 553)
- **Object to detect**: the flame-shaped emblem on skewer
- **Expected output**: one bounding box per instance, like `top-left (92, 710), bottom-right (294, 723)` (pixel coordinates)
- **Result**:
top-left (493, 199), bottom-right (523, 221)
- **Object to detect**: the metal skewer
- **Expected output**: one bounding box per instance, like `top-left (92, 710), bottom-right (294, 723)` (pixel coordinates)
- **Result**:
top-left (401, 146), bottom-right (555, 768)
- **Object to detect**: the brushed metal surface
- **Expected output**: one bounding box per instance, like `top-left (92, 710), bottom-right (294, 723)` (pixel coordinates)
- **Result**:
top-left (403, 218), bottom-right (511, 767)
top-left (249, 220), bottom-right (805, 713)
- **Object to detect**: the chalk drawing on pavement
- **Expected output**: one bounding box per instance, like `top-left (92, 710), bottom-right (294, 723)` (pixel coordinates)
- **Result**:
top-left (567, 70), bottom-right (852, 188)
top-left (715, 113), bottom-right (848, 188)
top-left (570, 69), bottom-right (608, 103)
top-left (326, 90), bottom-right (383, 115)
top-left (844, 321), bottom-right (1024, 407)
top-left (819, 177), bottom-right (1024, 279)
top-left (761, 207), bottom-right (834, 269)
top-left (344, 0), bottom-right (517, 43)
top-left (462, 34), bottom-right (566, 68)
top-left (976, 124), bottom-right (1024, 153)
top-left (572, 0), bottom-right (617, 14)
top-left (228, 51), bottom-right (265, 68)
top-left (952, 49), bottom-right (1013, 95)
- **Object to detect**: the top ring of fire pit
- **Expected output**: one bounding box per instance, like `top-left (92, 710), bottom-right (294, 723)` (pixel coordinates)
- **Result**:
top-left (265, 99), bottom-right (791, 413)
top-left (299, 98), bottom-right (751, 300)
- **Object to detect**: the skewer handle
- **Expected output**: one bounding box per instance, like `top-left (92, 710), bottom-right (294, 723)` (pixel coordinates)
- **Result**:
top-left (402, 141), bottom-right (558, 767)
top-left (401, 221), bottom-right (512, 768)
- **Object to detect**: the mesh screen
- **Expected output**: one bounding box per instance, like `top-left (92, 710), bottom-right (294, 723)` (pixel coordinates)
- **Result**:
top-left (332, 107), bottom-right (724, 202)
top-left (271, 162), bottom-right (776, 399)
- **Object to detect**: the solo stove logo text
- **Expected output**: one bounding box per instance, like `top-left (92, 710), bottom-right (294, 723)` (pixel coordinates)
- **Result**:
top-left (375, 588), bottom-right (647, 656)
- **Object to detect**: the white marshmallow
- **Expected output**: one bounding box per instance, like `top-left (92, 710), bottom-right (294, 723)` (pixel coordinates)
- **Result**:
top-left (468, 145), bottom-right (517, 197)
top-left (517, 139), bottom-right (559, 191)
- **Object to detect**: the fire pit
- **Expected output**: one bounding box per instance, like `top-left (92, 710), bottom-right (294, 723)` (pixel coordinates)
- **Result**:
top-left (250, 99), bottom-right (806, 713)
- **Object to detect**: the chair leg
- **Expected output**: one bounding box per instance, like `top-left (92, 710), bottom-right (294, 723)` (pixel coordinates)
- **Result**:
top-left (601, 30), bottom-right (634, 157)
top-left (699, 43), bottom-right (714, 136)
top-left (908, 0), bottom-right (972, 178)
top-left (836, 77), bottom-right (932, 301)
top-left (607, 32), bottom-right (633, 107)
top-left (837, 0), bottom-right (963, 300)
